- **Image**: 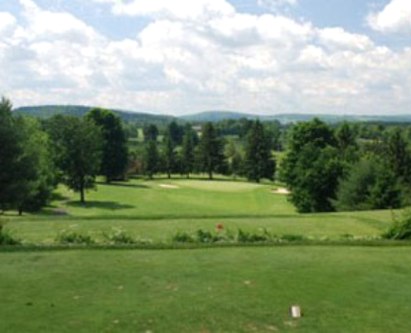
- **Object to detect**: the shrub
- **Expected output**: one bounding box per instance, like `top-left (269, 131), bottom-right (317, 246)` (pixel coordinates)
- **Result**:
top-left (280, 234), bottom-right (305, 242)
top-left (383, 210), bottom-right (411, 240)
top-left (56, 231), bottom-right (94, 245)
top-left (103, 229), bottom-right (138, 245)
top-left (172, 231), bottom-right (195, 243)
top-left (0, 222), bottom-right (21, 245)
top-left (236, 229), bottom-right (270, 243)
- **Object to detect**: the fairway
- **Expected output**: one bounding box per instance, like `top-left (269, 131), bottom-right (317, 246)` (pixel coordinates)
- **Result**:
top-left (1, 247), bottom-right (411, 333)
top-left (3, 178), bottom-right (394, 244)
top-left (1, 177), bottom-right (407, 333)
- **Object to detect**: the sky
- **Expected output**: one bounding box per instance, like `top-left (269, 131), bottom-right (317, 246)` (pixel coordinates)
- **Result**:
top-left (0, 0), bottom-right (411, 116)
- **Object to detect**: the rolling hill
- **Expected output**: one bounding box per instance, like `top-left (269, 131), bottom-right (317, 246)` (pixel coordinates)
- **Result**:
top-left (13, 105), bottom-right (411, 124)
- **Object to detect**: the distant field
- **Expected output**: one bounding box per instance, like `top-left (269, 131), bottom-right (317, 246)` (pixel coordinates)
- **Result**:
top-left (1, 247), bottom-right (411, 333)
top-left (2, 178), bottom-right (394, 244)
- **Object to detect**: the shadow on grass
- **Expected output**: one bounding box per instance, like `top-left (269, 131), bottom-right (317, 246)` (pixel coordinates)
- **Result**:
top-left (66, 201), bottom-right (135, 210)
top-left (50, 192), bottom-right (70, 201)
top-left (96, 181), bottom-right (149, 189)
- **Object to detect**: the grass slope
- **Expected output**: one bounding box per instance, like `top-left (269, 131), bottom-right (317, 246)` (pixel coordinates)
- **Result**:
top-left (1, 247), bottom-right (411, 333)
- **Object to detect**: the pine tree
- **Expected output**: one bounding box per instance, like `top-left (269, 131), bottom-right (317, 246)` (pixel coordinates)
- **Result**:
top-left (244, 120), bottom-right (275, 183)
top-left (181, 125), bottom-right (196, 178)
top-left (145, 139), bottom-right (159, 179)
top-left (197, 123), bottom-right (225, 180)
top-left (86, 108), bottom-right (129, 182)
top-left (163, 131), bottom-right (176, 179)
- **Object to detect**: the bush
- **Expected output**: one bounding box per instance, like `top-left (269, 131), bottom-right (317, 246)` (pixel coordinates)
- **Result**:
top-left (103, 229), bottom-right (138, 245)
top-left (280, 234), bottom-right (305, 242)
top-left (383, 210), bottom-right (411, 240)
top-left (56, 231), bottom-right (94, 245)
top-left (172, 231), bottom-right (195, 243)
top-left (0, 222), bottom-right (21, 245)
top-left (236, 229), bottom-right (271, 243)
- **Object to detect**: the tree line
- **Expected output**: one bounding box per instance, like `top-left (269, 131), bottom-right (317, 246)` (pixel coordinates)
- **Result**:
top-left (2, 95), bottom-right (411, 215)
top-left (281, 118), bottom-right (411, 213)
top-left (1, 98), bottom-right (129, 212)
top-left (0, 97), bottom-right (276, 213)
top-left (135, 120), bottom-right (276, 182)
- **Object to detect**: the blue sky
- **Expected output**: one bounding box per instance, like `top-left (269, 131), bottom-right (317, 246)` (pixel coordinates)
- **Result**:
top-left (0, 0), bottom-right (410, 115)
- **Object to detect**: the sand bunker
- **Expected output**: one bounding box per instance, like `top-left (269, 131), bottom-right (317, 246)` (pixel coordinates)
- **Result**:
top-left (271, 187), bottom-right (290, 195)
top-left (159, 184), bottom-right (179, 189)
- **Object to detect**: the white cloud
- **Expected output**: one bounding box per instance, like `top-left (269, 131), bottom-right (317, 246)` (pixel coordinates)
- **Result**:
top-left (368, 0), bottom-right (411, 33)
top-left (1, 0), bottom-right (411, 115)
top-left (317, 27), bottom-right (373, 51)
top-left (0, 12), bottom-right (16, 34)
top-left (94, 0), bottom-right (235, 21)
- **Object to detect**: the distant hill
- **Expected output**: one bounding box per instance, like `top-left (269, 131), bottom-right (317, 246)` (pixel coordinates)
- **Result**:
top-left (13, 105), bottom-right (175, 124)
top-left (181, 111), bottom-right (411, 124)
top-left (180, 111), bottom-right (259, 122)
top-left (13, 106), bottom-right (411, 124)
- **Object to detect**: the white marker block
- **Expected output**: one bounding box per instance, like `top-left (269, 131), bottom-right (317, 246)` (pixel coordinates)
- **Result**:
top-left (290, 305), bottom-right (302, 318)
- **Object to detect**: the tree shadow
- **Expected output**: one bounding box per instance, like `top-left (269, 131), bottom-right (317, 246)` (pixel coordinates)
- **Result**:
top-left (50, 192), bottom-right (70, 201)
top-left (96, 181), bottom-right (149, 189)
top-left (66, 201), bottom-right (135, 210)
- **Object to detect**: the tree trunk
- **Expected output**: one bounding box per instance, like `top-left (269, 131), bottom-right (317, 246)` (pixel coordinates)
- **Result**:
top-left (167, 171), bottom-right (171, 179)
top-left (18, 207), bottom-right (23, 216)
top-left (80, 183), bottom-right (85, 204)
top-left (208, 170), bottom-right (213, 180)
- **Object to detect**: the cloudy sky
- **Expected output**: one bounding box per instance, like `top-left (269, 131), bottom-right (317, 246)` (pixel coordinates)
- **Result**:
top-left (1, 0), bottom-right (410, 115)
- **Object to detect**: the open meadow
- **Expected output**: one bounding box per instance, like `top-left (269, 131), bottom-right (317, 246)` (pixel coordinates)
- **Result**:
top-left (1, 177), bottom-right (410, 332)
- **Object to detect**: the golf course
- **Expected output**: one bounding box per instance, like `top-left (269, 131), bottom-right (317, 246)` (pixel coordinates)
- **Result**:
top-left (1, 177), bottom-right (411, 332)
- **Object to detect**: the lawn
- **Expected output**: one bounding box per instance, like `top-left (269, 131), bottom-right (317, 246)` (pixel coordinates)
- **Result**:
top-left (2, 178), bottom-right (394, 244)
top-left (1, 247), bottom-right (411, 333)
top-left (1, 177), bottom-right (407, 332)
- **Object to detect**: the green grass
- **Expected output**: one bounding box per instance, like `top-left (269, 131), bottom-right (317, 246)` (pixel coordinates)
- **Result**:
top-left (2, 178), bottom-right (394, 244)
top-left (1, 177), bottom-right (405, 332)
top-left (1, 247), bottom-right (411, 333)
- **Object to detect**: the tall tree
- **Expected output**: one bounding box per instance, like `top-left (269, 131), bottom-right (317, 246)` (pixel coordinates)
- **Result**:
top-left (143, 124), bottom-right (159, 142)
top-left (244, 120), bottom-right (276, 183)
top-left (47, 116), bottom-right (102, 203)
top-left (144, 139), bottom-right (159, 179)
top-left (0, 97), bottom-right (22, 211)
top-left (0, 98), bottom-right (55, 213)
top-left (385, 128), bottom-right (411, 182)
top-left (197, 123), bottom-right (226, 180)
top-left (86, 108), bottom-right (129, 182)
top-left (162, 130), bottom-right (176, 179)
top-left (168, 121), bottom-right (184, 146)
top-left (281, 119), bottom-right (342, 213)
top-left (181, 125), bottom-right (196, 178)
top-left (14, 118), bottom-right (55, 214)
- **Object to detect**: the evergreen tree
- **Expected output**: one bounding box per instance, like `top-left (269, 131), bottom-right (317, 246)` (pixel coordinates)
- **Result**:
top-left (163, 131), bottom-right (176, 179)
top-left (385, 128), bottom-right (411, 182)
top-left (197, 123), bottom-right (226, 180)
top-left (87, 108), bottom-right (128, 182)
top-left (244, 120), bottom-right (276, 183)
top-left (145, 139), bottom-right (159, 179)
top-left (168, 121), bottom-right (184, 146)
top-left (181, 125), bottom-right (196, 178)
top-left (143, 124), bottom-right (159, 142)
